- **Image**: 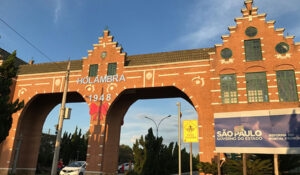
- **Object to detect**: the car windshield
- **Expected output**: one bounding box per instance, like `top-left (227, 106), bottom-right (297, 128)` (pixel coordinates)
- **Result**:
top-left (67, 161), bottom-right (84, 167)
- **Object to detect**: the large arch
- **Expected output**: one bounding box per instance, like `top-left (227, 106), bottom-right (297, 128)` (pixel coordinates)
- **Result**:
top-left (99, 86), bottom-right (193, 173)
top-left (0, 29), bottom-right (217, 175)
top-left (3, 2), bottom-right (300, 174)
top-left (1, 30), bottom-right (217, 175)
top-left (9, 92), bottom-right (85, 175)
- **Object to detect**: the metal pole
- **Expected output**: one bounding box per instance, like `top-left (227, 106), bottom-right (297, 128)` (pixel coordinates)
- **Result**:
top-left (177, 102), bottom-right (181, 175)
top-left (242, 153), bottom-right (247, 175)
top-left (157, 115), bottom-right (171, 137)
top-left (217, 153), bottom-right (221, 175)
top-left (50, 61), bottom-right (70, 175)
top-left (274, 154), bottom-right (279, 175)
top-left (145, 116), bottom-right (158, 138)
top-left (189, 143), bottom-right (192, 175)
top-left (145, 115), bottom-right (171, 138)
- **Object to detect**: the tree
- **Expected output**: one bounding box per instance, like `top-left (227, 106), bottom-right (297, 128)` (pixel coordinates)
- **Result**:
top-left (131, 128), bottom-right (198, 175)
top-left (60, 127), bottom-right (87, 164)
top-left (119, 144), bottom-right (134, 164)
top-left (36, 133), bottom-right (56, 173)
top-left (158, 142), bottom-right (174, 174)
top-left (37, 127), bottom-right (88, 174)
top-left (198, 161), bottom-right (217, 175)
top-left (131, 128), bottom-right (164, 175)
top-left (223, 158), bottom-right (273, 175)
top-left (0, 51), bottom-right (24, 143)
top-left (279, 154), bottom-right (300, 173)
top-left (132, 135), bottom-right (146, 175)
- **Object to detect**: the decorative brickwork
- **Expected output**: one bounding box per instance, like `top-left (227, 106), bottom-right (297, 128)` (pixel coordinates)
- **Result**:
top-left (1, 1), bottom-right (300, 175)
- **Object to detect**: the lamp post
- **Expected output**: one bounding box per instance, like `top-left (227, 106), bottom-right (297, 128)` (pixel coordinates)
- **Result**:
top-left (144, 115), bottom-right (171, 138)
top-left (177, 102), bottom-right (182, 175)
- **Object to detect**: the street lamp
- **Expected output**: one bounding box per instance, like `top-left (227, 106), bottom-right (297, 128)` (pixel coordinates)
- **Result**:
top-left (144, 115), bottom-right (171, 138)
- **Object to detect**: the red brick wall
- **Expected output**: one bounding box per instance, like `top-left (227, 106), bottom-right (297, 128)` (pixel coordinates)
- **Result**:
top-left (1, 1), bottom-right (300, 175)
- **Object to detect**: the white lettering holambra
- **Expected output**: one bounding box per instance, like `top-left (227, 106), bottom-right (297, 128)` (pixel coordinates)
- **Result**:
top-left (77, 74), bottom-right (126, 84)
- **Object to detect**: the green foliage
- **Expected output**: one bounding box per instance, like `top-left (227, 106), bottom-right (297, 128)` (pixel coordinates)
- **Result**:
top-left (222, 157), bottom-right (273, 175)
top-left (132, 135), bottom-right (145, 174)
top-left (36, 133), bottom-right (56, 173)
top-left (60, 127), bottom-right (88, 164)
top-left (131, 128), bottom-right (198, 175)
top-left (279, 154), bottom-right (300, 173)
top-left (198, 161), bottom-right (217, 175)
top-left (37, 127), bottom-right (88, 173)
top-left (198, 154), bottom-right (274, 175)
top-left (247, 159), bottom-right (273, 175)
top-left (119, 144), bottom-right (134, 164)
top-left (0, 51), bottom-right (24, 143)
top-left (143, 128), bottom-right (161, 175)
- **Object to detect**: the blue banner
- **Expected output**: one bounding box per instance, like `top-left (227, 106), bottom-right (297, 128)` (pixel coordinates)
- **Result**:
top-left (214, 108), bottom-right (300, 154)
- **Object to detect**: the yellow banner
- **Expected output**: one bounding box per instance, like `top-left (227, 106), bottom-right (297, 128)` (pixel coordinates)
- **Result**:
top-left (183, 120), bottom-right (198, 143)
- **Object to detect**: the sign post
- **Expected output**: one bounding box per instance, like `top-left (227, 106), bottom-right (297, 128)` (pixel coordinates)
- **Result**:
top-left (183, 120), bottom-right (198, 175)
top-left (183, 120), bottom-right (198, 143)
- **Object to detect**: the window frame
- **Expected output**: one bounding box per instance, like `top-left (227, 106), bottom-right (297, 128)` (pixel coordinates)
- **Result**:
top-left (220, 74), bottom-right (238, 104)
top-left (107, 62), bottom-right (117, 75)
top-left (246, 72), bottom-right (269, 103)
top-left (88, 64), bottom-right (98, 77)
top-left (244, 39), bottom-right (263, 61)
top-left (276, 70), bottom-right (298, 102)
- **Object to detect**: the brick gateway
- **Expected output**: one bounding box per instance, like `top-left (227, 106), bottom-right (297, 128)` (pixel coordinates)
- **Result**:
top-left (1, 1), bottom-right (300, 174)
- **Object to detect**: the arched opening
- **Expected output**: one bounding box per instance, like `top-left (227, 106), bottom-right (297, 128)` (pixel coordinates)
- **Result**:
top-left (38, 102), bottom-right (90, 174)
top-left (100, 86), bottom-right (199, 173)
top-left (12, 92), bottom-right (85, 174)
top-left (12, 87), bottom-right (199, 174)
top-left (121, 98), bottom-right (199, 152)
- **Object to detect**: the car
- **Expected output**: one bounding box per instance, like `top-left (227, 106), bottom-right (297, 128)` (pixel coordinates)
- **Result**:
top-left (118, 162), bottom-right (134, 173)
top-left (59, 161), bottom-right (86, 175)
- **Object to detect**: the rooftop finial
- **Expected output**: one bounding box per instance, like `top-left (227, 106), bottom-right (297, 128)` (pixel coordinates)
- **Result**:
top-left (244, 0), bottom-right (253, 12)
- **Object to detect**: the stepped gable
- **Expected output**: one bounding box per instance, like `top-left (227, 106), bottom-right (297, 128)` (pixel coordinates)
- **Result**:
top-left (125, 47), bottom-right (215, 66)
top-left (211, 0), bottom-right (300, 68)
top-left (18, 60), bottom-right (83, 75)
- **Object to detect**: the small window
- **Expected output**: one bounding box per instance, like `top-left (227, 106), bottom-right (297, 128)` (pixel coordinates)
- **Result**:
top-left (276, 70), bottom-right (298, 102)
top-left (220, 74), bottom-right (238, 104)
top-left (89, 64), bottom-right (98, 77)
top-left (246, 72), bottom-right (269, 102)
top-left (275, 42), bottom-right (289, 54)
top-left (221, 48), bottom-right (233, 59)
top-left (107, 62), bottom-right (117, 75)
top-left (245, 26), bottom-right (258, 37)
top-left (244, 39), bottom-right (262, 61)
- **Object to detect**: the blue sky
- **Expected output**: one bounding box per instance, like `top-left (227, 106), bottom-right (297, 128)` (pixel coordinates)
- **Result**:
top-left (1, 0), bottom-right (300, 152)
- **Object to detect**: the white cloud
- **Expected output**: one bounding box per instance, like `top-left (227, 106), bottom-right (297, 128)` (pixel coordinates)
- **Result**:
top-left (255, 0), bottom-right (300, 42)
top-left (174, 0), bottom-right (300, 48)
top-left (255, 0), bottom-right (300, 17)
top-left (53, 0), bottom-right (62, 24)
top-left (172, 1), bottom-right (242, 49)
